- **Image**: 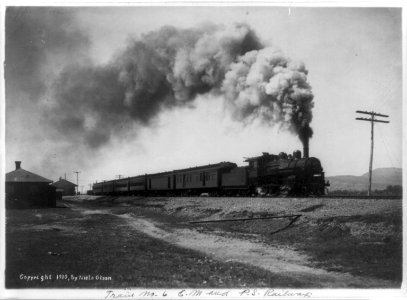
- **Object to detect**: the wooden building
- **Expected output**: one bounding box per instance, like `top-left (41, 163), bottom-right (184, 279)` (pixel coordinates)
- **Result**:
top-left (5, 161), bottom-right (56, 208)
top-left (52, 178), bottom-right (77, 197)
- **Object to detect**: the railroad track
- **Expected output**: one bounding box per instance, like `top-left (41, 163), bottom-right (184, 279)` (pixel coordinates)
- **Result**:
top-left (249, 194), bottom-right (402, 199)
top-left (322, 195), bottom-right (402, 200)
top-left (86, 194), bottom-right (402, 200)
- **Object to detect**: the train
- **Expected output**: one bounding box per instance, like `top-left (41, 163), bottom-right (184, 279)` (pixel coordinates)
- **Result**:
top-left (92, 149), bottom-right (329, 197)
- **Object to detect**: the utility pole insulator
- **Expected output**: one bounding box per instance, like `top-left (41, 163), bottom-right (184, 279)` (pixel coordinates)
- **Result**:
top-left (355, 110), bottom-right (389, 196)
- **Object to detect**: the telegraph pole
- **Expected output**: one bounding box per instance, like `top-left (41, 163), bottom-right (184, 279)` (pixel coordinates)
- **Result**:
top-left (74, 171), bottom-right (80, 195)
top-left (355, 110), bottom-right (389, 196)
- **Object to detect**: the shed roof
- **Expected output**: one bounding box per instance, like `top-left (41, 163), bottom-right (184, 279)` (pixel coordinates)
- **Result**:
top-left (6, 168), bottom-right (53, 183)
top-left (52, 178), bottom-right (77, 188)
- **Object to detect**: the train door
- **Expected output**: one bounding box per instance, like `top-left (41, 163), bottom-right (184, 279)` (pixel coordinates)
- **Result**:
top-left (202, 172), bottom-right (206, 187)
top-left (183, 174), bottom-right (186, 188)
top-left (172, 174), bottom-right (176, 189)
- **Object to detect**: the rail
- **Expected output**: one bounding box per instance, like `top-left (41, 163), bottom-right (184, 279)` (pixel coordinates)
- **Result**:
top-left (323, 195), bottom-right (402, 200)
top-left (189, 214), bottom-right (302, 224)
top-left (189, 214), bottom-right (302, 235)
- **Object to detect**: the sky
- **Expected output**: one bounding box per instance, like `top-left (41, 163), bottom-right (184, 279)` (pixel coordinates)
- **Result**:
top-left (2, 5), bottom-right (403, 191)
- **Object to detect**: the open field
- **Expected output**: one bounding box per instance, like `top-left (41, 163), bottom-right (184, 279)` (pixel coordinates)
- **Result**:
top-left (5, 196), bottom-right (402, 288)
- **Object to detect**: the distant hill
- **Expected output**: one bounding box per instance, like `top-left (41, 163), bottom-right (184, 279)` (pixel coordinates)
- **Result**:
top-left (327, 168), bottom-right (402, 191)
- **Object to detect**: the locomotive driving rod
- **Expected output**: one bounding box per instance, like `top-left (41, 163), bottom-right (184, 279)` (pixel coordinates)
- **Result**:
top-left (189, 214), bottom-right (302, 224)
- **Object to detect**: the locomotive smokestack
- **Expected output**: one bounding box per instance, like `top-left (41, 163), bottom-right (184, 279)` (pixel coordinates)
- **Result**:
top-left (303, 137), bottom-right (309, 158)
top-left (299, 124), bottom-right (312, 159)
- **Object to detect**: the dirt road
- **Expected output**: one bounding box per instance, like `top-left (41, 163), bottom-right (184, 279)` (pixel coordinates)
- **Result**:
top-left (75, 203), bottom-right (398, 288)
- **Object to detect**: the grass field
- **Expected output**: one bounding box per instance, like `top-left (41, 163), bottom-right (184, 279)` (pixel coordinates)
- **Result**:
top-left (5, 196), bottom-right (402, 288)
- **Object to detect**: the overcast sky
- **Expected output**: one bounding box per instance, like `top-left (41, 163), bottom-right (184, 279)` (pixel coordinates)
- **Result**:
top-left (3, 5), bottom-right (402, 190)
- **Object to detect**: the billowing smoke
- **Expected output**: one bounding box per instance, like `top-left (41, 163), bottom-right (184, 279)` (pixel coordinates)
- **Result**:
top-left (48, 22), bottom-right (314, 150)
top-left (5, 7), bottom-right (92, 174)
top-left (5, 7), bottom-right (90, 102)
top-left (6, 9), bottom-right (313, 153)
top-left (222, 47), bottom-right (314, 141)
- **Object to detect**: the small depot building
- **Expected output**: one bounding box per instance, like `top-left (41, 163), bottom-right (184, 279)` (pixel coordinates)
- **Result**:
top-left (5, 161), bottom-right (56, 208)
top-left (52, 178), bottom-right (77, 197)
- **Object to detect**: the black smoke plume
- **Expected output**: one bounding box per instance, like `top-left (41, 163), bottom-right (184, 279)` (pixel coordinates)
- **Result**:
top-left (6, 8), bottom-right (314, 153)
top-left (47, 22), bottom-right (314, 149)
top-left (5, 7), bottom-right (93, 174)
top-left (5, 7), bottom-right (90, 102)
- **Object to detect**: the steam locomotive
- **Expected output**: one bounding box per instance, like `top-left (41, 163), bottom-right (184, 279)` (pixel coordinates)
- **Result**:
top-left (93, 149), bottom-right (328, 197)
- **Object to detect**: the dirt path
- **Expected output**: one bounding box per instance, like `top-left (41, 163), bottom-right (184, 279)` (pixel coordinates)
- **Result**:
top-left (73, 205), bottom-right (396, 288)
